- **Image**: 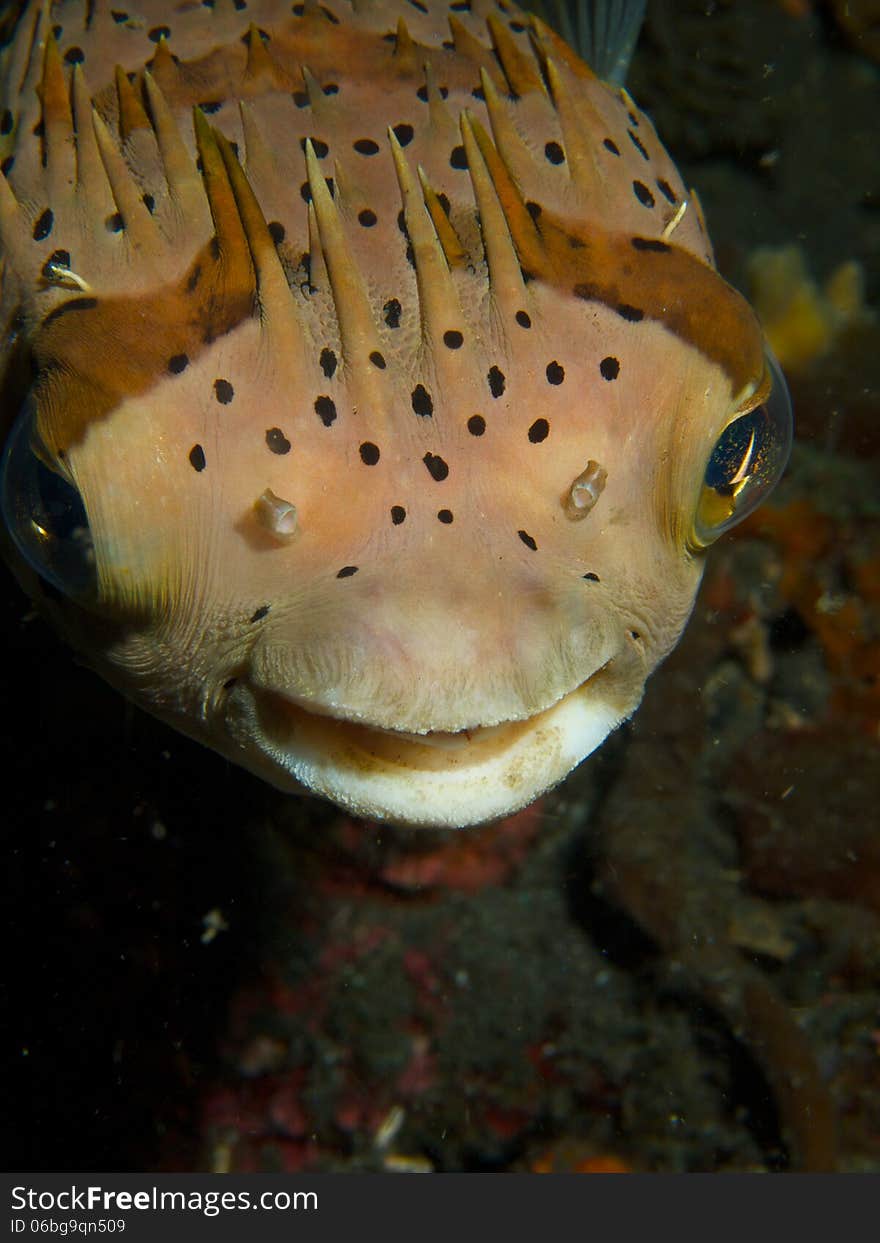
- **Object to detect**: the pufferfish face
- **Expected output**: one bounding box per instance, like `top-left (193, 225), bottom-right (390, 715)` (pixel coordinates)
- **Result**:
top-left (0, 1), bottom-right (791, 827)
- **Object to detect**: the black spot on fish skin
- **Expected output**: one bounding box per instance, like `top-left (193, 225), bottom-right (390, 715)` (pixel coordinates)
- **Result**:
top-left (528, 418), bottom-right (549, 442)
top-left (106, 212), bottom-right (124, 232)
top-left (63, 46), bottom-right (85, 64)
top-left (633, 180), bottom-right (656, 208)
top-left (628, 129), bottom-right (649, 160)
top-left (250, 604), bottom-right (270, 622)
top-left (360, 441), bottom-right (380, 465)
top-left (603, 138), bottom-right (620, 155)
top-left (392, 123), bottom-right (414, 147)
top-left (583, 572), bottom-right (600, 582)
top-left (384, 299), bottom-right (402, 328)
top-left (148, 26), bottom-right (171, 42)
top-left (337, 565), bottom-right (358, 578)
top-left (266, 427), bottom-right (291, 455)
top-left (443, 329), bottom-right (464, 349)
top-left (617, 304), bottom-right (644, 323)
top-left (358, 208), bottom-right (377, 227)
top-left (168, 353), bottom-right (189, 374)
top-left (353, 138), bottom-right (380, 155)
top-left (391, 505), bottom-right (406, 525)
top-left (320, 347), bottom-right (337, 378)
top-left (267, 221), bottom-right (285, 245)
top-left (43, 297), bottom-right (98, 326)
top-left (411, 384), bottom-right (433, 417)
top-left (32, 209), bottom-right (54, 241)
top-left (487, 366), bottom-right (505, 398)
top-left (632, 237), bottom-right (670, 253)
top-left (518, 530), bottom-right (538, 551)
top-left (656, 178), bottom-right (678, 205)
top-left (369, 351), bottom-right (386, 369)
top-left (423, 452), bottom-right (449, 481)
top-left (315, 395), bottom-right (337, 426)
top-left (449, 145), bottom-right (467, 170)
top-left (300, 137), bottom-right (328, 157)
top-left (467, 415), bottom-right (486, 436)
top-left (437, 509), bottom-right (454, 524)
top-left (214, 378), bottom-right (234, 403)
top-left (544, 141), bottom-right (565, 165)
top-left (600, 356), bottom-right (620, 381)
top-left (545, 361), bottom-right (564, 385)
top-left (515, 310), bottom-right (531, 329)
top-left (189, 444), bottom-right (206, 471)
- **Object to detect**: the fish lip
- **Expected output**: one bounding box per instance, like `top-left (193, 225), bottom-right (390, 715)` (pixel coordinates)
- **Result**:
top-left (223, 655), bottom-right (639, 828)
top-left (243, 656), bottom-right (615, 744)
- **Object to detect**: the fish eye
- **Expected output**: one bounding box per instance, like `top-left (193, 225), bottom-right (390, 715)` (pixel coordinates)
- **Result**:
top-left (0, 396), bottom-right (96, 600)
top-left (692, 349), bottom-right (793, 549)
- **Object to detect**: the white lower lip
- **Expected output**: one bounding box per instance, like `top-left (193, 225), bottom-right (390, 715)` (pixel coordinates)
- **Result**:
top-left (229, 671), bottom-right (630, 828)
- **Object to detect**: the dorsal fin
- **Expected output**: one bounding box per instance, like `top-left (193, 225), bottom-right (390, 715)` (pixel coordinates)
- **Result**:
top-left (534, 0), bottom-right (646, 84)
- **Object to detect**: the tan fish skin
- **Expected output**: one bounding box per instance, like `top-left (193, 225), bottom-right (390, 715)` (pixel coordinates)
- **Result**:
top-left (0, 0), bottom-right (789, 827)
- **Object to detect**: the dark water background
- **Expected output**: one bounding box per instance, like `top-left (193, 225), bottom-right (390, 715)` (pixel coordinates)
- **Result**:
top-left (3, 0), bottom-right (878, 1172)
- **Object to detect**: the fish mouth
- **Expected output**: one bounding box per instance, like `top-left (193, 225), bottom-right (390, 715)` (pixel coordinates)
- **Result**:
top-left (224, 659), bottom-right (638, 828)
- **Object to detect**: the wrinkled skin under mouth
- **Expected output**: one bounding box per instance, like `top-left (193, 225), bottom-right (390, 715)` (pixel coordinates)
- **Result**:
top-left (226, 663), bottom-right (634, 829)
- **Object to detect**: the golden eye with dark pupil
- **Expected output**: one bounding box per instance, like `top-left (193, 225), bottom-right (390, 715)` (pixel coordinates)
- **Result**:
top-left (692, 349), bottom-right (793, 549)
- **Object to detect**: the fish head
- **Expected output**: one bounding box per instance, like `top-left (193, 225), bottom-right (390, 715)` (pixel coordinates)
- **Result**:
top-left (0, 3), bottom-right (792, 827)
top-left (4, 252), bottom-right (790, 829)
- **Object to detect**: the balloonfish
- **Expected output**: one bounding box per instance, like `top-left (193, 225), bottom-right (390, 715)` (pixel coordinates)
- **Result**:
top-left (0, 0), bottom-right (791, 827)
